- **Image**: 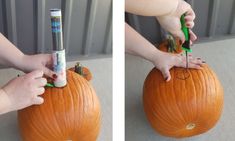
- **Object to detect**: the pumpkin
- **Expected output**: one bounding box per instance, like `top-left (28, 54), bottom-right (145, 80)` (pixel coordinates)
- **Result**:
top-left (143, 64), bottom-right (224, 138)
top-left (18, 69), bottom-right (101, 141)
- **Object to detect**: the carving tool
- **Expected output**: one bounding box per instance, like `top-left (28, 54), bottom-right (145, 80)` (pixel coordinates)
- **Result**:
top-left (180, 14), bottom-right (192, 68)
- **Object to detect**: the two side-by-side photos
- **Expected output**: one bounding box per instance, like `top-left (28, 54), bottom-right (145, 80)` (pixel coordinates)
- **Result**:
top-left (0, 0), bottom-right (234, 141)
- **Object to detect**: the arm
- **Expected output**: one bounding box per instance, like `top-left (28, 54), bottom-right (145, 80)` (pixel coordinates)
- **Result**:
top-left (0, 33), bottom-right (55, 78)
top-left (125, 23), bottom-right (203, 81)
top-left (125, 23), bottom-right (161, 62)
top-left (125, 0), bottom-right (197, 43)
top-left (0, 33), bottom-right (24, 69)
top-left (0, 89), bottom-right (11, 114)
top-left (125, 0), bottom-right (179, 16)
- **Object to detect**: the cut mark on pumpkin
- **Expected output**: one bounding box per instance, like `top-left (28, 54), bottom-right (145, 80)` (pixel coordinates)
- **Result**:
top-left (186, 123), bottom-right (196, 130)
top-left (176, 69), bottom-right (190, 80)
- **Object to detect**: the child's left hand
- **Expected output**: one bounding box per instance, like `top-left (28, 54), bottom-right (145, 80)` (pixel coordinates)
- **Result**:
top-left (18, 54), bottom-right (56, 78)
top-left (151, 51), bottom-right (204, 82)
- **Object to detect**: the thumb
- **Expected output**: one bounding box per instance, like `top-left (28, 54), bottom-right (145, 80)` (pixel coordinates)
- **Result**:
top-left (32, 97), bottom-right (44, 105)
top-left (160, 67), bottom-right (171, 82)
top-left (43, 67), bottom-right (56, 78)
top-left (27, 70), bottom-right (44, 79)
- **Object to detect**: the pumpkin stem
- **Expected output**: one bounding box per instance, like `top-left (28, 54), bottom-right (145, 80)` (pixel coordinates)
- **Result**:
top-left (166, 34), bottom-right (177, 53)
top-left (75, 62), bottom-right (84, 76)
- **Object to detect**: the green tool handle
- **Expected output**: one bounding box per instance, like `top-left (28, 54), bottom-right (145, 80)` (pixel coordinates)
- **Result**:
top-left (180, 14), bottom-right (192, 52)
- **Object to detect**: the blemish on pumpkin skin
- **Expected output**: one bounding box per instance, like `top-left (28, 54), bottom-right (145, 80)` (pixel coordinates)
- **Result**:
top-left (186, 123), bottom-right (196, 130)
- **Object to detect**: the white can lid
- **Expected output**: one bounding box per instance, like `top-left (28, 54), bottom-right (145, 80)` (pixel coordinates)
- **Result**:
top-left (50, 9), bottom-right (61, 16)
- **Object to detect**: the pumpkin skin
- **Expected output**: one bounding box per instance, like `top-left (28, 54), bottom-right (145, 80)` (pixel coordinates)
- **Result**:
top-left (18, 70), bottom-right (101, 141)
top-left (143, 66), bottom-right (224, 138)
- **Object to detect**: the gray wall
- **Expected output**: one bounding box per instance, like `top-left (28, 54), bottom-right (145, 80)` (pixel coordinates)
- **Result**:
top-left (0, 0), bottom-right (112, 59)
top-left (126, 0), bottom-right (235, 44)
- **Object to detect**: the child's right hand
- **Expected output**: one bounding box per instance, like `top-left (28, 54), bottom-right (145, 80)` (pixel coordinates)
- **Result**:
top-left (1, 70), bottom-right (47, 113)
top-left (156, 0), bottom-right (197, 43)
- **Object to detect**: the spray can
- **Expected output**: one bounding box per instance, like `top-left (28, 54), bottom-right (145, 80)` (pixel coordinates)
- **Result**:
top-left (50, 9), bottom-right (67, 87)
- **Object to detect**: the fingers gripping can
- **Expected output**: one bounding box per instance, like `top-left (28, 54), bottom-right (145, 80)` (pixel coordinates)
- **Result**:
top-left (50, 9), bottom-right (67, 87)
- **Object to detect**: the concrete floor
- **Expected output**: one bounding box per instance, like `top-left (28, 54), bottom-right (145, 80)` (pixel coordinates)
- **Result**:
top-left (0, 57), bottom-right (112, 141)
top-left (125, 38), bottom-right (235, 141)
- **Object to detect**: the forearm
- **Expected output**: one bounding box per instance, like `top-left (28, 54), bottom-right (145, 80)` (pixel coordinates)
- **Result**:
top-left (125, 0), bottom-right (179, 16)
top-left (0, 89), bottom-right (11, 114)
top-left (0, 33), bottom-right (24, 69)
top-left (125, 23), bottom-right (161, 62)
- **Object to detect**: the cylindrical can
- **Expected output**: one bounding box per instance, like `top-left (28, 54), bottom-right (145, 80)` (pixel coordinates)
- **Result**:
top-left (50, 9), bottom-right (67, 87)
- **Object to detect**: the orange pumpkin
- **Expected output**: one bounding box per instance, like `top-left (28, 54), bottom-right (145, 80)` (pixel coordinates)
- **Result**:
top-left (143, 65), bottom-right (224, 138)
top-left (18, 70), bottom-right (101, 141)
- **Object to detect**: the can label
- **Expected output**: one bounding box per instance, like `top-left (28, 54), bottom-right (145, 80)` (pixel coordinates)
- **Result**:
top-left (51, 15), bottom-right (63, 51)
top-left (52, 49), bottom-right (66, 87)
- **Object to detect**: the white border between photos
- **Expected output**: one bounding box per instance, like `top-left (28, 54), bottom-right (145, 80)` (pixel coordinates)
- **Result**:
top-left (113, 0), bottom-right (125, 140)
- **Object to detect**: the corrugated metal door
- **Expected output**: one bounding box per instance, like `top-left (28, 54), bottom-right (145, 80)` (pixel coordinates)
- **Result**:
top-left (0, 0), bottom-right (112, 59)
top-left (126, 0), bottom-right (235, 44)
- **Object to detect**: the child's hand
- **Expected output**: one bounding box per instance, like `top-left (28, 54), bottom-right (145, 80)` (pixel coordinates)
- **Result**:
top-left (156, 0), bottom-right (197, 43)
top-left (151, 51), bottom-right (204, 82)
top-left (18, 54), bottom-right (56, 78)
top-left (1, 70), bottom-right (46, 113)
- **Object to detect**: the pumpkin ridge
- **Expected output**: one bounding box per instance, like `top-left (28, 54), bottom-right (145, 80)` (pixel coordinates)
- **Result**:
top-left (205, 66), bottom-right (215, 115)
top-left (145, 69), bottom-right (179, 131)
top-left (33, 88), bottom-right (61, 140)
top-left (79, 75), bottom-right (87, 131)
top-left (194, 67), bottom-right (210, 132)
top-left (41, 88), bottom-right (58, 139)
top-left (28, 120), bottom-right (49, 141)
top-left (198, 67), bottom-right (207, 121)
top-left (194, 68), bottom-right (202, 123)
top-left (171, 69), bottom-right (185, 129)
top-left (196, 67), bottom-right (205, 121)
top-left (205, 66), bottom-right (216, 126)
top-left (171, 68), bottom-right (188, 129)
top-left (192, 69), bottom-right (204, 134)
top-left (206, 67), bottom-right (223, 126)
top-left (71, 73), bottom-right (84, 133)
top-left (153, 70), bottom-right (177, 130)
top-left (71, 73), bottom-right (97, 139)
top-left (65, 73), bottom-right (76, 139)
top-left (49, 87), bottom-right (66, 139)
top-left (61, 83), bottom-right (73, 138)
top-left (166, 69), bottom-right (184, 129)
top-left (19, 108), bottom-right (50, 141)
top-left (155, 71), bottom-right (175, 128)
top-left (63, 72), bottom-right (75, 139)
top-left (77, 76), bottom-right (88, 137)
top-left (37, 88), bottom-right (59, 139)
top-left (182, 69), bottom-right (188, 122)
top-left (69, 72), bottom-right (81, 138)
top-left (172, 69), bottom-right (187, 126)
top-left (186, 68), bottom-right (198, 128)
top-left (161, 74), bottom-right (178, 125)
